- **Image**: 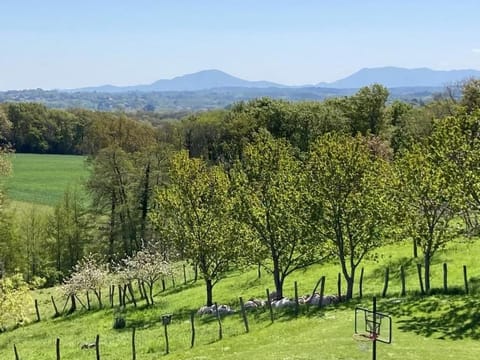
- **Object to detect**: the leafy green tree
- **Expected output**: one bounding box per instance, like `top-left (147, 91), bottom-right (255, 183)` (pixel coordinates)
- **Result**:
top-left (46, 188), bottom-right (92, 281)
top-left (227, 98), bottom-right (349, 152)
top-left (0, 106), bottom-right (12, 147)
top-left (0, 144), bottom-right (14, 276)
top-left (18, 206), bottom-right (49, 282)
top-left (62, 254), bottom-right (109, 309)
top-left (395, 144), bottom-right (462, 292)
top-left (152, 151), bottom-right (240, 306)
top-left (460, 78), bottom-right (480, 113)
top-left (390, 107), bottom-right (429, 155)
top-left (115, 242), bottom-right (172, 305)
top-left (307, 133), bottom-right (394, 299)
top-left (0, 205), bottom-right (20, 276)
top-left (232, 131), bottom-right (325, 299)
top-left (180, 110), bottom-right (227, 161)
top-left (430, 110), bottom-right (480, 233)
top-left (7, 103), bottom-right (53, 153)
top-left (129, 144), bottom-right (172, 244)
top-left (0, 274), bottom-right (31, 330)
top-left (347, 84), bottom-right (389, 136)
top-left (82, 113), bottom-right (156, 155)
top-left (87, 144), bottom-right (172, 261)
top-left (87, 146), bottom-right (137, 261)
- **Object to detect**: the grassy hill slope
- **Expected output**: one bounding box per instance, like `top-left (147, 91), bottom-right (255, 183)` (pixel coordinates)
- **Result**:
top-left (3, 153), bottom-right (88, 206)
top-left (1, 240), bottom-right (480, 359)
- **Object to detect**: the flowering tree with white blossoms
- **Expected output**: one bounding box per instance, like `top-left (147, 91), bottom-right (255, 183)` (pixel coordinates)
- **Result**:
top-left (117, 242), bottom-right (172, 305)
top-left (62, 254), bottom-right (109, 310)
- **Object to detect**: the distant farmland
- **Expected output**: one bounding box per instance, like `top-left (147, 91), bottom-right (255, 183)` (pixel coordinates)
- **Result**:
top-left (3, 153), bottom-right (88, 206)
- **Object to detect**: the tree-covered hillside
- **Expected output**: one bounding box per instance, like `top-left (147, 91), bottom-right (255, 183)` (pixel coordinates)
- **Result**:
top-left (0, 80), bottom-right (479, 304)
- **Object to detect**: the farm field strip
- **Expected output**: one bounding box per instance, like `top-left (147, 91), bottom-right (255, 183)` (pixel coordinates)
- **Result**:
top-left (3, 153), bottom-right (88, 206)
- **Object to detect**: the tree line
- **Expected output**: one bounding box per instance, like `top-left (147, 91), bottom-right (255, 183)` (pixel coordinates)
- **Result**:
top-left (0, 80), bottom-right (479, 308)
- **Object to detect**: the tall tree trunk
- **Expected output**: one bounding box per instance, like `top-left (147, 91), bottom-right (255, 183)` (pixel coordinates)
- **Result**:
top-left (345, 271), bottom-right (355, 300)
top-left (68, 294), bottom-right (77, 314)
top-left (206, 278), bottom-right (213, 306)
top-left (149, 283), bottom-right (154, 305)
top-left (109, 190), bottom-right (116, 263)
top-left (424, 255), bottom-right (431, 293)
top-left (272, 257), bottom-right (283, 300)
top-left (140, 162), bottom-right (150, 243)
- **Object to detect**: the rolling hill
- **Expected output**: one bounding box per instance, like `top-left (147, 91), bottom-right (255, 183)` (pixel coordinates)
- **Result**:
top-left (71, 69), bottom-right (284, 93)
top-left (317, 66), bottom-right (480, 88)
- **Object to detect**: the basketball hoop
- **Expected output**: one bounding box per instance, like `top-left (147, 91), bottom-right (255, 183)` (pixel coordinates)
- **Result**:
top-left (353, 297), bottom-right (392, 360)
top-left (365, 311), bottom-right (382, 339)
top-left (352, 333), bottom-right (372, 352)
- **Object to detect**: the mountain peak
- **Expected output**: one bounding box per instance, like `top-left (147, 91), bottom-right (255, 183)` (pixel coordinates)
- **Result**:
top-left (321, 67), bottom-right (480, 88)
top-left (70, 67), bottom-right (480, 93)
top-left (148, 69), bottom-right (282, 91)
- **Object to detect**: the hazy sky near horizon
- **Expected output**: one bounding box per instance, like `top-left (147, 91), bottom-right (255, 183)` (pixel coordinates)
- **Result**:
top-left (1, 0), bottom-right (479, 90)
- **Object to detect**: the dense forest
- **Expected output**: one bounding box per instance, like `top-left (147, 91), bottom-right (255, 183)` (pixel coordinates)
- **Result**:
top-left (0, 80), bottom-right (479, 306)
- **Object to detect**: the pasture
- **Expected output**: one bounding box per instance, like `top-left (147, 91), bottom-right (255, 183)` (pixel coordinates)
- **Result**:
top-left (1, 240), bottom-right (480, 359)
top-left (1, 153), bottom-right (479, 359)
top-left (3, 153), bottom-right (88, 206)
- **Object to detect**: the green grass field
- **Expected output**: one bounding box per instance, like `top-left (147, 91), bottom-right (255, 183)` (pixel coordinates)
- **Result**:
top-left (1, 239), bottom-right (480, 359)
top-left (3, 153), bottom-right (88, 206)
top-left (1, 153), bottom-right (480, 359)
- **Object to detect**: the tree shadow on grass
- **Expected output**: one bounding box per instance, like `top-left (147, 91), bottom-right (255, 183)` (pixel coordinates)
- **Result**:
top-left (381, 295), bottom-right (480, 340)
top-left (363, 255), bottom-right (449, 281)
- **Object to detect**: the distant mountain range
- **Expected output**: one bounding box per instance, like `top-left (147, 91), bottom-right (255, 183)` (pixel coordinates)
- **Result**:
top-left (317, 67), bottom-right (480, 88)
top-left (69, 67), bottom-right (480, 93)
top-left (2, 67), bottom-right (479, 112)
top-left (71, 69), bottom-right (284, 93)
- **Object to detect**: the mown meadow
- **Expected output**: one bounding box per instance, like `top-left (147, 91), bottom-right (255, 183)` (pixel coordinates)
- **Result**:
top-left (0, 192), bottom-right (480, 359)
top-left (3, 153), bottom-right (88, 207)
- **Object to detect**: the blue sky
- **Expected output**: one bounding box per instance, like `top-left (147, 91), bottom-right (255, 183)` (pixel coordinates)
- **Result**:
top-left (1, 0), bottom-right (479, 90)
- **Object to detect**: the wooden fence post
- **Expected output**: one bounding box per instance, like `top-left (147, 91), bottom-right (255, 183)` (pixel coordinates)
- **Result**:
top-left (56, 338), bottom-right (60, 360)
top-left (215, 302), bottom-right (223, 340)
top-left (464, 265), bottom-right (469, 294)
top-left (318, 276), bottom-right (325, 308)
top-left (51, 296), bottom-right (60, 318)
top-left (164, 322), bottom-right (170, 354)
top-left (190, 312), bottom-right (195, 348)
top-left (266, 288), bottom-right (274, 322)
top-left (417, 263), bottom-right (425, 295)
top-left (131, 327), bottom-right (136, 360)
top-left (443, 263), bottom-right (448, 293)
top-left (400, 265), bottom-right (406, 297)
top-left (359, 268), bottom-right (364, 299)
top-left (95, 334), bottom-right (100, 360)
top-left (382, 267), bottom-right (389, 298)
top-left (35, 299), bottom-right (41, 322)
top-left (183, 264), bottom-right (187, 285)
top-left (239, 297), bottom-right (249, 333)
top-left (294, 281), bottom-right (299, 316)
top-left (13, 344), bottom-right (19, 360)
